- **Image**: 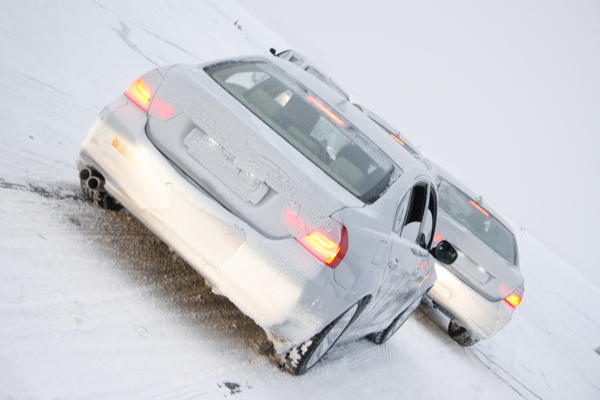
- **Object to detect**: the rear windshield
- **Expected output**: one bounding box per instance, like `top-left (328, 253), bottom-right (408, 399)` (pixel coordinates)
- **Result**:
top-left (438, 179), bottom-right (517, 264)
top-left (206, 61), bottom-right (395, 203)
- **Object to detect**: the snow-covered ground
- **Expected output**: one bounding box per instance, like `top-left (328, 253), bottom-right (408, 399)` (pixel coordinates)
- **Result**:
top-left (0, 1), bottom-right (598, 398)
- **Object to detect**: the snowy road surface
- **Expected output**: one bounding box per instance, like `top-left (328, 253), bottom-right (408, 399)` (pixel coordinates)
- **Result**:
top-left (0, 1), bottom-right (598, 398)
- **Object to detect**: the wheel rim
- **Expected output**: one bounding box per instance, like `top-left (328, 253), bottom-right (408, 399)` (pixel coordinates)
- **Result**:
top-left (304, 303), bottom-right (359, 370)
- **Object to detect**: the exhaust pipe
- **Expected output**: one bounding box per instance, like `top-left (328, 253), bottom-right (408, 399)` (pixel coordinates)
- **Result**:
top-left (78, 167), bottom-right (92, 182)
top-left (78, 166), bottom-right (122, 210)
top-left (86, 175), bottom-right (105, 191)
top-left (79, 166), bottom-right (105, 191)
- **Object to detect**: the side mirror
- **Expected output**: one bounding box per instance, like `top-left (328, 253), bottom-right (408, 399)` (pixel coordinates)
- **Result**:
top-left (431, 240), bottom-right (458, 265)
top-left (269, 48), bottom-right (277, 55)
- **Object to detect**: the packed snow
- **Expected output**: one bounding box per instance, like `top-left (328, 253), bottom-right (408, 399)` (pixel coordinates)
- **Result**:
top-left (0, 1), bottom-right (599, 398)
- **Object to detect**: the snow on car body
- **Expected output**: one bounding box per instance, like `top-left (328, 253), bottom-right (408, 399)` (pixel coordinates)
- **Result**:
top-left (422, 159), bottom-right (524, 345)
top-left (77, 54), bottom-right (452, 374)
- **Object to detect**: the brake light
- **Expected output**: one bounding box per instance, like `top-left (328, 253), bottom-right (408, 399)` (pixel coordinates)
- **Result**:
top-left (469, 200), bottom-right (490, 217)
top-left (307, 96), bottom-right (345, 126)
top-left (504, 294), bottom-right (522, 308)
top-left (503, 286), bottom-right (524, 308)
top-left (125, 79), bottom-right (153, 112)
top-left (297, 226), bottom-right (348, 268)
top-left (390, 134), bottom-right (406, 146)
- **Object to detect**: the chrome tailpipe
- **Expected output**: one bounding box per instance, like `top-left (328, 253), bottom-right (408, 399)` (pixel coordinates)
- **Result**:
top-left (79, 166), bottom-right (105, 192)
top-left (78, 166), bottom-right (121, 210)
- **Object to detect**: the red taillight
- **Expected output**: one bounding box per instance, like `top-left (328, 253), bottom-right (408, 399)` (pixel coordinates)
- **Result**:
top-left (469, 199), bottom-right (490, 217)
top-left (307, 96), bottom-right (345, 126)
top-left (297, 226), bottom-right (348, 268)
top-left (390, 134), bottom-right (406, 146)
top-left (433, 233), bottom-right (444, 244)
top-left (503, 286), bottom-right (524, 309)
top-left (283, 206), bottom-right (348, 268)
top-left (504, 294), bottom-right (522, 308)
top-left (125, 79), bottom-right (153, 112)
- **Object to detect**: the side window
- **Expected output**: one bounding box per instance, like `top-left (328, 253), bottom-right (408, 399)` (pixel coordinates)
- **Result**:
top-left (402, 185), bottom-right (427, 243)
top-left (394, 183), bottom-right (436, 249)
top-left (420, 187), bottom-right (437, 249)
top-left (394, 184), bottom-right (426, 243)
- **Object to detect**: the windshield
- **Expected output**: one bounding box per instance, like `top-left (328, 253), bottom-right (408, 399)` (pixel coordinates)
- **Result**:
top-left (206, 61), bottom-right (395, 203)
top-left (438, 179), bottom-right (516, 264)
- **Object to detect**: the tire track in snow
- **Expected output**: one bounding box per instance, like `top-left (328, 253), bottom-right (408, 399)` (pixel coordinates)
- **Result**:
top-left (470, 347), bottom-right (542, 400)
top-left (0, 177), bottom-right (84, 202)
top-left (127, 21), bottom-right (205, 63)
top-left (114, 21), bottom-right (160, 67)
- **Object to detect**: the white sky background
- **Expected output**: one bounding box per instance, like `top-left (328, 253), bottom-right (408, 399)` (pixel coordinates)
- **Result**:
top-left (237, 0), bottom-right (600, 286)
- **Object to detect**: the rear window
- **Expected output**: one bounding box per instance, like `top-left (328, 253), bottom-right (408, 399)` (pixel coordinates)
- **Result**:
top-left (206, 61), bottom-right (395, 203)
top-left (438, 179), bottom-right (517, 264)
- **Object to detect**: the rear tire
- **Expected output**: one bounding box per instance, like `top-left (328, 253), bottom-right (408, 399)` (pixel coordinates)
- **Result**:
top-left (282, 303), bottom-right (359, 375)
top-left (448, 320), bottom-right (479, 346)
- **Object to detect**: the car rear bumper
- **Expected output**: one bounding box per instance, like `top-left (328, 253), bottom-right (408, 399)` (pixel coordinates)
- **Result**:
top-left (426, 262), bottom-right (514, 340)
top-left (77, 98), bottom-right (356, 353)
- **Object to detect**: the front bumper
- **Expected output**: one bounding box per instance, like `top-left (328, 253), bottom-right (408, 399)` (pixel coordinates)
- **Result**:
top-left (426, 262), bottom-right (514, 340)
top-left (77, 98), bottom-right (355, 353)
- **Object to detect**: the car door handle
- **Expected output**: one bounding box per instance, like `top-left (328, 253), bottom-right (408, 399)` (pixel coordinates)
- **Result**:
top-left (389, 259), bottom-right (398, 270)
top-left (411, 248), bottom-right (427, 257)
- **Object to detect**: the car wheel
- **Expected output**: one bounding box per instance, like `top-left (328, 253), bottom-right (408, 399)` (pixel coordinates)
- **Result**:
top-left (448, 320), bottom-right (479, 346)
top-left (369, 295), bottom-right (422, 345)
top-left (282, 303), bottom-right (359, 375)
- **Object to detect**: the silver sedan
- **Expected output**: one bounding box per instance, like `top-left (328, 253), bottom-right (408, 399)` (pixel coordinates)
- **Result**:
top-left (77, 54), bottom-right (456, 374)
top-left (422, 159), bottom-right (524, 346)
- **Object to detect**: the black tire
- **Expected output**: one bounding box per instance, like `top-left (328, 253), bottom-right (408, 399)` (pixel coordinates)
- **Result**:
top-left (282, 303), bottom-right (359, 375)
top-left (448, 320), bottom-right (479, 347)
top-left (369, 295), bottom-right (422, 345)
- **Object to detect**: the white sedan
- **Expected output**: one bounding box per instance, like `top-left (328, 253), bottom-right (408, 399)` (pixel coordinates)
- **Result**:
top-left (422, 159), bottom-right (524, 346)
top-left (77, 54), bottom-right (456, 374)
